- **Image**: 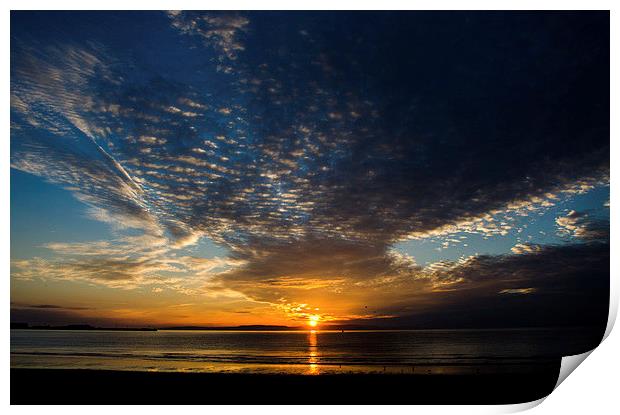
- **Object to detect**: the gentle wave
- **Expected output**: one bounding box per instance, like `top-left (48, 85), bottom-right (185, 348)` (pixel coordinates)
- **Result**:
top-left (10, 350), bottom-right (554, 366)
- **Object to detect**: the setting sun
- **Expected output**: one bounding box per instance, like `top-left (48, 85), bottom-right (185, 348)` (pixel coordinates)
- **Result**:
top-left (308, 315), bottom-right (320, 327)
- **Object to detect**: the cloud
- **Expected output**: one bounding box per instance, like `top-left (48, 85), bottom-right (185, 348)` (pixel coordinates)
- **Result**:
top-left (204, 235), bottom-right (608, 326)
top-left (10, 42), bottom-right (167, 241)
top-left (11, 12), bottom-right (610, 325)
top-left (556, 210), bottom-right (609, 240)
top-left (12, 236), bottom-right (240, 294)
top-left (511, 243), bottom-right (542, 255)
top-left (167, 11), bottom-right (249, 61)
top-left (11, 302), bottom-right (93, 311)
top-left (423, 241), bottom-right (608, 288)
top-left (334, 241), bottom-right (609, 329)
top-left (12, 14), bottom-right (610, 251)
top-left (499, 288), bottom-right (536, 295)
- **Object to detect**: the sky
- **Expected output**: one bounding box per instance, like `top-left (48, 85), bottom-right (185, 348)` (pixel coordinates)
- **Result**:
top-left (10, 11), bottom-right (609, 329)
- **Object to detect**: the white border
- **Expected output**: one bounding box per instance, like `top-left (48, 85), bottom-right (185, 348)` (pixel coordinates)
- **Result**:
top-left (3, 1), bottom-right (617, 414)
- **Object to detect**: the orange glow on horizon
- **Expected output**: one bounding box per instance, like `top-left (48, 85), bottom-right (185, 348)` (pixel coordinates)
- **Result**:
top-left (308, 314), bottom-right (320, 327)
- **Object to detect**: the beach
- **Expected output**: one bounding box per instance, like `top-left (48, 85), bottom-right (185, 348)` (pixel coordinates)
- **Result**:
top-left (11, 366), bottom-right (561, 404)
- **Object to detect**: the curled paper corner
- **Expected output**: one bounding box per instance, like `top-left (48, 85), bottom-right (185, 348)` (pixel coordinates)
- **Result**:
top-left (541, 303), bottom-right (618, 402)
top-left (496, 396), bottom-right (547, 413)
top-left (555, 350), bottom-right (594, 389)
top-left (552, 306), bottom-right (617, 392)
top-left (500, 308), bottom-right (617, 413)
top-left (549, 303), bottom-right (617, 397)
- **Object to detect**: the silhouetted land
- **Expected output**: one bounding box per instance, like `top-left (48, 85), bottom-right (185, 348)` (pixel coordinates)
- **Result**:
top-left (11, 323), bottom-right (157, 331)
top-left (161, 324), bottom-right (386, 330)
top-left (161, 324), bottom-right (395, 331)
top-left (161, 325), bottom-right (299, 331)
top-left (11, 364), bottom-right (561, 404)
top-left (11, 323), bottom-right (387, 331)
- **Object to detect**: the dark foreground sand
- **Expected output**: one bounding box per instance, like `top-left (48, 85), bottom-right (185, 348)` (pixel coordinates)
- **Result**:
top-left (12, 363), bottom-right (561, 404)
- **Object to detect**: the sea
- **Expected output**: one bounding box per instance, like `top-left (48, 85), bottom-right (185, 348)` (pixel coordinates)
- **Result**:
top-left (10, 327), bottom-right (600, 375)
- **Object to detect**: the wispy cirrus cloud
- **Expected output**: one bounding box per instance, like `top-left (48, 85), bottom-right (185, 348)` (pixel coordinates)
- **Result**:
top-left (12, 234), bottom-right (241, 295)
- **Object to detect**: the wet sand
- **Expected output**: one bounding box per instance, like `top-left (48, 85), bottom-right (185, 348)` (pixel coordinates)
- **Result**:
top-left (11, 364), bottom-right (561, 404)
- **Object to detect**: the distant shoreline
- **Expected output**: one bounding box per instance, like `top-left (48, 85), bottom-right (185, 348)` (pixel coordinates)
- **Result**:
top-left (10, 323), bottom-right (301, 332)
top-left (10, 324), bottom-right (158, 332)
top-left (11, 322), bottom-right (393, 331)
top-left (11, 323), bottom-right (602, 332)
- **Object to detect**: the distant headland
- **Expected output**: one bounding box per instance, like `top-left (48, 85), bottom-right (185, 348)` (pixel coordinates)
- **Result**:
top-left (10, 323), bottom-right (157, 332)
top-left (11, 322), bottom-right (386, 331)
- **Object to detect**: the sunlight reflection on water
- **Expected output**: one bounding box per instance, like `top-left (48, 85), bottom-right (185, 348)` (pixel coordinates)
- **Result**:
top-left (10, 328), bottom-right (595, 375)
top-left (307, 330), bottom-right (319, 374)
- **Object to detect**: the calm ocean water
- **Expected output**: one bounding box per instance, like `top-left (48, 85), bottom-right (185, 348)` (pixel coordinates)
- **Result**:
top-left (10, 328), bottom-right (600, 374)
